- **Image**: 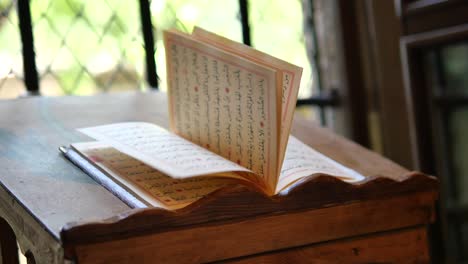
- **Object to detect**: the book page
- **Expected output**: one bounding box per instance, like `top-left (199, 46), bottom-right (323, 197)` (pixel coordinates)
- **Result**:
top-left (78, 122), bottom-right (251, 179)
top-left (275, 136), bottom-right (365, 193)
top-left (164, 30), bottom-right (279, 193)
top-left (192, 27), bottom-right (303, 173)
top-left (72, 142), bottom-right (239, 210)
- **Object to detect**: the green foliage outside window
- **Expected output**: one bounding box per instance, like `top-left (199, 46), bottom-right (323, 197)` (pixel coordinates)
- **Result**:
top-left (0, 0), bottom-right (312, 99)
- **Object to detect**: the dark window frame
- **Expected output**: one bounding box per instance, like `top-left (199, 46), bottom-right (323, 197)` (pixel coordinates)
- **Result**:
top-left (400, 15), bottom-right (468, 263)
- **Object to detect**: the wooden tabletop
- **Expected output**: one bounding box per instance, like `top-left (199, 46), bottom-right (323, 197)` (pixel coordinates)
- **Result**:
top-left (0, 91), bottom-right (415, 242)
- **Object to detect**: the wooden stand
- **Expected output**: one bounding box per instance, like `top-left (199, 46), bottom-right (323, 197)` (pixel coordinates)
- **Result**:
top-left (60, 171), bottom-right (437, 263)
top-left (0, 92), bottom-right (438, 263)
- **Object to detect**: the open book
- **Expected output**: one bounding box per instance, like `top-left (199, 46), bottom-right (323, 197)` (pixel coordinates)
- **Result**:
top-left (65, 27), bottom-right (364, 210)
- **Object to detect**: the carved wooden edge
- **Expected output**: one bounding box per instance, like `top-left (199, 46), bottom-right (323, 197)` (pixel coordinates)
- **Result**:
top-left (0, 182), bottom-right (67, 264)
top-left (60, 171), bottom-right (438, 259)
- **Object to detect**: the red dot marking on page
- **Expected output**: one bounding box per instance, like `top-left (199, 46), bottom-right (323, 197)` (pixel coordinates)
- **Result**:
top-left (194, 86), bottom-right (198, 92)
top-left (225, 87), bottom-right (230, 93)
top-left (260, 122), bottom-right (264, 127)
top-left (89, 155), bottom-right (103, 163)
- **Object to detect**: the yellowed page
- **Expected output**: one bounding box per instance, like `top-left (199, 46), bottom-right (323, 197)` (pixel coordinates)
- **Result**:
top-left (192, 27), bottom-right (303, 175)
top-left (164, 30), bottom-right (279, 194)
top-left (72, 141), bottom-right (239, 210)
top-left (79, 122), bottom-right (251, 179)
top-left (275, 136), bottom-right (365, 194)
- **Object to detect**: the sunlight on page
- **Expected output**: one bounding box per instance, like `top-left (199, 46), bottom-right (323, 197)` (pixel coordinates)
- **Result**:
top-left (164, 30), bottom-right (279, 191)
top-left (73, 141), bottom-right (240, 209)
top-left (276, 136), bottom-right (365, 193)
top-left (78, 122), bottom-right (251, 179)
top-left (191, 27), bottom-right (303, 176)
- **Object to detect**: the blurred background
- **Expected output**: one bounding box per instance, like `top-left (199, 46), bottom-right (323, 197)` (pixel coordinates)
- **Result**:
top-left (0, 0), bottom-right (313, 98)
top-left (1, 0), bottom-right (468, 262)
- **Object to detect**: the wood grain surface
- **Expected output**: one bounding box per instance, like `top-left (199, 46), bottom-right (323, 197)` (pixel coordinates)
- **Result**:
top-left (60, 173), bottom-right (437, 247)
top-left (0, 92), bottom-right (166, 238)
top-left (221, 227), bottom-right (429, 264)
top-left (0, 91), bottom-right (438, 263)
top-left (71, 192), bottom-right (435, 263)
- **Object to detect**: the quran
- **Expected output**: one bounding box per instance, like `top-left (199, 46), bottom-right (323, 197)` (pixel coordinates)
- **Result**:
top-left (63, 27), bottom-right (364, 210)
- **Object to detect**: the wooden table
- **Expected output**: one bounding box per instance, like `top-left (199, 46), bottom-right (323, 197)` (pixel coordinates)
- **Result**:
top-left (0, 91), bottom-right (437, 263)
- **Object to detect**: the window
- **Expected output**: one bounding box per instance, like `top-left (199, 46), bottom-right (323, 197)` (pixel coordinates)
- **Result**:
top-left (424, 42), bottom-right (468, 261)
top-left (0, 0), bottom-right (316, 105)
top-left (398, 0), bottom-right (468, 261)
top-left (0, 1), bottom-right (24, 98)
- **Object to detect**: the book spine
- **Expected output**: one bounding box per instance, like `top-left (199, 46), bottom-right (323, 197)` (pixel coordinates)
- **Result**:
top-left (60, 147), bottom-right (147, 209)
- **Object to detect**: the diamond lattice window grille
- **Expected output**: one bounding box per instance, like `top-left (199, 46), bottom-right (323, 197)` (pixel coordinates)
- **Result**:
top-left (150, 0), bottom-right (244, 92)
top-left (1, 0), bottom-right (315, 101)
top-left (0, 0), bottom-right (26, 99)
top-left (30, 0), bottom-right (147, 96)
top-left (249, 0), bottom-right (314, 99)
top-left (150, 0), bottom-right (313, 98)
